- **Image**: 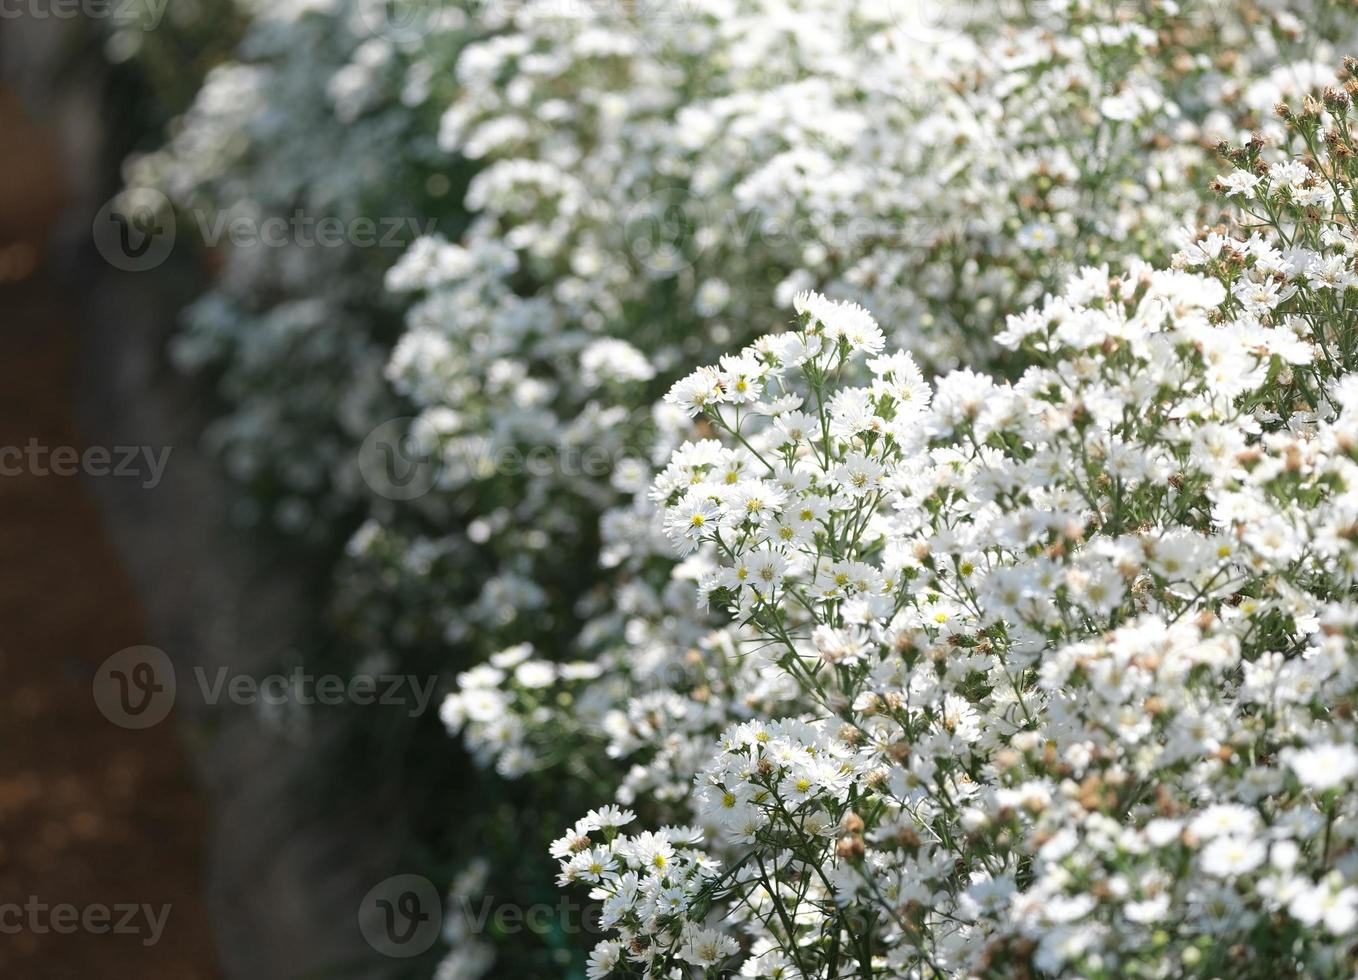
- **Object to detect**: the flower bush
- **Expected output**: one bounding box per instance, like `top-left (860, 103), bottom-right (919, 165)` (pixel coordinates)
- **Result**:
top-left (548, 85), bottom-right (1358, 977)
top-left (373, 0), bottom-right (1352, 755)
top-left (425, 16), bottom-right (1358, 966)
top-left (130, 0), bottom-right (472, 537)
top-left (131, 0), bottom-right (1358, 976)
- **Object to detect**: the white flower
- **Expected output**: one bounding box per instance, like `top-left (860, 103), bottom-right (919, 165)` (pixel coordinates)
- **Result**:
top-left (746, 550), bottom-right (789, 592)
top-left (1217, 169), bottom-right (1261, 198)
top-left (490, 644), bottom-right (534, 669)
top-left (663, 495), bottom-right (721, 552)
top-left (1201, 836), bottom-right (1267, 878)
top-left (793, 291), bottom-right (884, 355)
top-left (585, 940), bottom-right (621, 979)
top-left (581, 339), bottom-right (656, 387)
top-left (460, 688), bottom-right (508, 724)
top-left (1189, 805), bottom-right (1261, 841)
top-left (514, 661), bottom-right (556, 689)
top-left (677, 926), bottom-right (738, 967)
top-left (1289, 877), bottom-right (1358, 934)
top-left (598, 807), bottom-right (639, 831)
top-left (1283, 744), bottom-right (1358, 792)
top-left (1124, 894), bottom-right (1170, 923)
top-left (666, 367), bottom-right (727, 417)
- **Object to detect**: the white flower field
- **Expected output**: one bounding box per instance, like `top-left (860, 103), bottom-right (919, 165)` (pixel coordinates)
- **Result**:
top-left (112, 0), bottom-right (1358, 976)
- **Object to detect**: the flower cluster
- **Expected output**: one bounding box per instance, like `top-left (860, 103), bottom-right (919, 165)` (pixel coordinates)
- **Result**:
top-left (130, 1), bottom-right (1358, 976)
top-left (549, 96), bottom-right (1358, 973)
top-left (422, 10), bottom-right (1358, 976)
top-left (387, 0), bottom-right (1354, 772)
top-left (434, 0), bottom-right (1347, 702)
top-left (128, 0), bottom-right (469, 536)
top-left (550, 808), bottom-right (737, 978)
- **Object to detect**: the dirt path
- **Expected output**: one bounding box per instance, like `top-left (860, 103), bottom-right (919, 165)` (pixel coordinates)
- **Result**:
top-left (0, 77), bottom-right (395, 980)
top-left (0, 275), bottom-right (220, 978)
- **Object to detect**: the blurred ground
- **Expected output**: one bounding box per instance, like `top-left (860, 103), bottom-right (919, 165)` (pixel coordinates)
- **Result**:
top-left (1, 74), bottom-right (396, 979)
top-left (0, 277), bottom-right (219, 976)
top-left (0, 80), bottom-right (219, 978)
top-left (75, 177), bottom-right (398, 980)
